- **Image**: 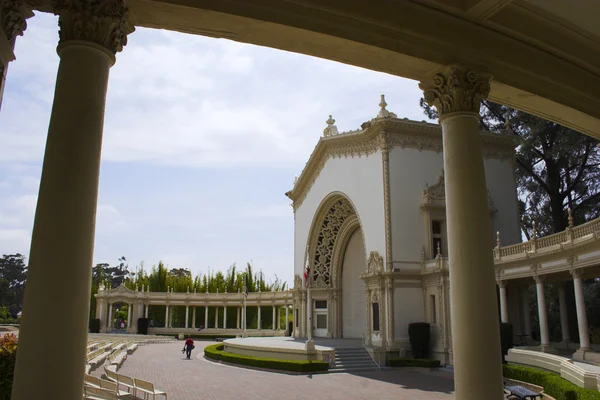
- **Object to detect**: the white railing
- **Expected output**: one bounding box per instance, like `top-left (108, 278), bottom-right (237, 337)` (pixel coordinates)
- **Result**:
top-left (362, 331), bottom-right (381, 371)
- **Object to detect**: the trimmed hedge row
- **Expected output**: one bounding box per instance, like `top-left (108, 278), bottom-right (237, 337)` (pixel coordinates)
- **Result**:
top-left (387, 358), bottom-right (441, 368)
top-left (503, 364), bottom-right (600, 400)
top-left (0, 334), bottom-right (18, 399)
top-left (204, 344), bottom-right (329, 373)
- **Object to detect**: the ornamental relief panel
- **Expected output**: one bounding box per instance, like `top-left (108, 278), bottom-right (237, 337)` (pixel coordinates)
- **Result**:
top-left (312, 198), bottom-right (355, 288)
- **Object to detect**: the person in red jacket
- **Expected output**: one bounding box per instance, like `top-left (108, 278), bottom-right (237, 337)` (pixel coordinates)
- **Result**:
top-left (182, 337), bottom-right (195, 360)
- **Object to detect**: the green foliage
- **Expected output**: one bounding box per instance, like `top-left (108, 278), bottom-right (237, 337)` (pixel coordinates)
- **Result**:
top-left (500, 323), bottom-right (513, 363)
top-left (0, 333), bottom-right (18, 399)
top-left (408, 322), bottom-right (430, 358)
top-left (204, 343), bottom-right (328, 373)
top-left (503, 364), bottom-right (600, 400)
top-left (89, 319), bottom-right (100, 333)
top-left (0, 254), bottom-right (27, 318)
top-left (387, 358), bottom-right (440, 368)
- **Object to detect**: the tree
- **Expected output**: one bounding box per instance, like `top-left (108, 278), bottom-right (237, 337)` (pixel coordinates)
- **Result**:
top-left (0, 254), bottom-right (27, 316)
top-left (419, 98), bottom-right (600, 238)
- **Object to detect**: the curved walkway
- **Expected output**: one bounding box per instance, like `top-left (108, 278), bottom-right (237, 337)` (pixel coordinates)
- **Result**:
top-left (109, 341), bottom-right (455, 400)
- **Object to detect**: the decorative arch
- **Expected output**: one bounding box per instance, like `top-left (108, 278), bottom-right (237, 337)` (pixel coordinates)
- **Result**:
top-left (306, 192), bottom-right (365, 288)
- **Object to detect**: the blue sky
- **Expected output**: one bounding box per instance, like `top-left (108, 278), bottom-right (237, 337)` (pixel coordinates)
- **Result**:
top-left (0, 12), bottom-right (429, 286)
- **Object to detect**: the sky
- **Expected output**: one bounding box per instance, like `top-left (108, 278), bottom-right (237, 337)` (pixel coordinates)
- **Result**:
top-left (0, 12), bottom-right (430, 286)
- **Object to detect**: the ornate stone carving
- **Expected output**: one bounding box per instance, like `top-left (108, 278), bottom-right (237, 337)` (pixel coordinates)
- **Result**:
top-left (323, 115), bottom-right (339, 137)
top-left (365, 251), bottom-right (384, 275)
top-left (294, 274), bottom-right (302, 290)
top-left (419, 65), bottom-right (492, 116)
top-left (376, 94), bottom-right (397, 119)
top-left (423, 168), bottom-right (496, 212)
top-left (51, 0), bottom-right (134, 54)
top-left (1, 0), bottom-right (32, 43)
top-left (312, 198), bottom-right (355, 287)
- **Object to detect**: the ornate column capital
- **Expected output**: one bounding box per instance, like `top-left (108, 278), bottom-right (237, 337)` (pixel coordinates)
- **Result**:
top-left (51, 0), bottom-right (134, 54)
top-left (570, 268), bottom-right (583, 279)
top-left (418, 65), bottom-right (492, 117)
top-left (497, 280), bottom-right (506, 289)
top-left (533, 275), bottom-right (546, 284)
top-left (1, 0), bottom-right (33, 44)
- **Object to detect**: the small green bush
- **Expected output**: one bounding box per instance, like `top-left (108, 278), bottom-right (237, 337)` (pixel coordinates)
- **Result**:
top-left (408, 322), bottom-right (430, 358)
top-left (503, 364), bottom-right (600, 400)
top-left (204, 343), bottom-right (328, 373)
top-left (387, 358), bottom-right (440, 368)
top-left (0, 333), bottom-right (18, 399)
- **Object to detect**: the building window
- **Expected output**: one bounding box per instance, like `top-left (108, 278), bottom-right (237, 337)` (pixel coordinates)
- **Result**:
top-left (316, 314), bottom-right (327, 329)
top-left (430, 294), bottom-right (437, 324)
top-left (372, 303), bottom-right (380, 332)
top-left (432, 220), bottom-right (443, 257)
top-left (315, 300), bottom-right (327, 309)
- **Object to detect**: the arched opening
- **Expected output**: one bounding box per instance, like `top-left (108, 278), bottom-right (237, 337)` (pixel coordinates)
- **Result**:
top-left (341, 227), bottom-right (367, 338)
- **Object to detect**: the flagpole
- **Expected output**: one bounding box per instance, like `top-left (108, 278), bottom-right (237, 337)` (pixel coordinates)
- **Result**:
top-left (242, 274), bottom-right (248, 338)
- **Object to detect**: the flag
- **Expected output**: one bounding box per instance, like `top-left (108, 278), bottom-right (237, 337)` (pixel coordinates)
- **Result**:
top-left (304, 247), bottom-right (311, 288)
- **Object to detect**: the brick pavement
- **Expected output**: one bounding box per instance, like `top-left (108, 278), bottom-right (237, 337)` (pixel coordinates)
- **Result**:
top-left (108, 340), bottom-right (456, 400)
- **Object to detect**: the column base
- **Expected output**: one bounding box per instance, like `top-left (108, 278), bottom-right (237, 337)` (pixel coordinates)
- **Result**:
top-left (241, 332), bottom-right (249, 338)
top-left (538, 344), bottom-right (558, 354)
top-left (305, 339), bottom-right (316, 352)
top-left (572, 347), bottom-right (590, 362)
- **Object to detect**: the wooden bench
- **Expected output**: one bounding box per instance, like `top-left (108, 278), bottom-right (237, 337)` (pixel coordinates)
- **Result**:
top-left (504, 385), bottom-right (542, 399)
top-left (134, 377), bottom-right (167, 399)
top-left (83, 386), bottom-right (118, 400)
top-left (126, 343), bottom-right (138, 354)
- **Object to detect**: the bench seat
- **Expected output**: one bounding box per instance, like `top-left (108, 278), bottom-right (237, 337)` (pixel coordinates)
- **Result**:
top-left (504, 385), bottom-right (542, 400)
top-left (126, 344), bottom-right (138, 355)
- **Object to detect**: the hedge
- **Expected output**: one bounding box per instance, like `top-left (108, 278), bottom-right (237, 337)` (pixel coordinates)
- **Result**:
top-left (387, 358), bottom-right (440, 368)
top-left (408, 322), bottom-right (430, 359)
top-left (204, 343), bottom-right (329, 373)
top-left (504, 364), bottom-right (600, 400)
top-left (0, 334), bottom-right (18, 399)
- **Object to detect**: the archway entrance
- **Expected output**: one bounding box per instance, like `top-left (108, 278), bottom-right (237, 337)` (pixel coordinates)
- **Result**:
top-left (341, 227), bottom-right (367, 339)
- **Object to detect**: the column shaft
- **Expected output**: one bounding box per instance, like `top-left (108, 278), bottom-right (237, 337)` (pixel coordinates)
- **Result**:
top-left (573, 274), bottom-right (590, 350)
top-left (145, 304), bottom-right (149, 318)
top-left (165, 305), bottom-right (169, 328)
top-left (224, 306), bottom-right (227, 329)
top-left (558, 284), bottom-right (570, 346)
top-left (185, 305), bottom-right (189, 328)
top-left (273, 305), bottom-right (276, 330)
top-left (258, 305), bottom-right (262, 330)
top-left (285, 306), bottom-right (289, 334)
top-left (108, 304), bottom-right (113, 330)
top-left (192, 307), bottom-right (196, 329)
top-left (499, 283), bottom-right (509, 324)
top-left (237, 307), bottom-right (240, 329)
top-left (535, 279), bottom-right (550, 347)
top-left (127, 304), bottom-right (132, 328)
top-left (204, 306), bottom-right (208, 329)
top-left (214, 306), bottom-right (218, 329)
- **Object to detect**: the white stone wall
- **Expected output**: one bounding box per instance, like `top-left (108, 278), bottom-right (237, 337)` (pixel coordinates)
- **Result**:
top-left (484, 158), bottom-right (521, 245)
top-left (341, 228), bottom-right (367, 338)
top-left (393, 287), bottom-right (425, 347)
top-left (294, 151), bottom-right (385, 278)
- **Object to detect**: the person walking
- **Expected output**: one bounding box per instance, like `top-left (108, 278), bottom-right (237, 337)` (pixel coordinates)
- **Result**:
top-left (182, 337), bottom-right (195, 360)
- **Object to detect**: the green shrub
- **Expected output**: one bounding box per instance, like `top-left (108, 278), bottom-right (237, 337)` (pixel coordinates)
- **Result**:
top-left (204, 343), bottom-right (328, 373)
top-left (0, 333), bottom-right (18, 399)
top-left (408, 322), bottom-right (430, 358)
top-left (503, 364), bottom-right (600, 400)
top-left (387, 358), bottom-right (440, 368)
top-left (500, 322), bottom-right (513, 363)
top-left (89, 319), bottom-right (100, 334)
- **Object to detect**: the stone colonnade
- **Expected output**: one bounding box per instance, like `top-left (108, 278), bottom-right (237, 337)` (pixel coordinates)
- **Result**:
top-left (497, 269), bottom-right (591, 357)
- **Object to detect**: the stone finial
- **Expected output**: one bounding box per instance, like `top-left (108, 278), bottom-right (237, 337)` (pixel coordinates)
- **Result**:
top-left (419, 65), bottom-right (492, 117)
top-left (323, 115), bottom-right (339, 137)
top-left (496, 231), bottom-right (501, 249)
top-left (376, 94), bottom-right (397, 119)
top-left (504, 110), bottom-right (514, 135)
top-left (436, 241), bottom-right (442, 258)
top-left (532, 221), bottom-right (537, 238)
top-left (568, 207), bottom-right (574, 228)
top-left (51, 0), bottom-right (135, 54)
top-left (167, 286), bottom-right (170, 293)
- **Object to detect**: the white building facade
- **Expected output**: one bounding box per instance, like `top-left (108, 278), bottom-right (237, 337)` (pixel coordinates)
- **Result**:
top-left (286, 97), bottom-right (521, 363)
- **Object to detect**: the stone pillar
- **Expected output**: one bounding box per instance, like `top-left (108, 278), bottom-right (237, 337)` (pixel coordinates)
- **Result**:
top-left (224, 306), bottom-right (227, 329)
top-left (185, 305), bottom-right (189, 328)
top-left (277, 306), bottom-right (281, 330)
top-left (534, 276), bottom-right (551, 350)
top-left (204, 306), bottom-right (208, 329)
top-left (127, 304), bottom-right (132, 328)
top-left (165, 305), bottom-right (169, 328)
top-left (572, 269), bottom-right (591, 351)
top-left (365, 288), bottom-right (371, 346)
top-left (272, 305), bottom-right (276, 330)
top-left (558, 283), bottom-right (570, 347)
top-left (214, 306), bottom-right (218, 329)
top-left (386, 278), bottom-right (394, 348)
top-left (257, 305), bottom-right (262, 330)
top-left (192, 307), bottom-right (196, 329)
top-left (522, 286), bottom-right (532, 339)
top-left (300, 295), bottom-right (306, 337)
top-left (285, 306), bottom-right (289, 334)
top-left (145, 304), bottom-right (149, 318)
top-left (237, 307), bottom-right (240, 329)
top-left (499, 281), bottom-right (509, 324)
top-left (11, 3), bottom-right (133, 399)
top-left (108, 303), bottom-right (113, 330)
top-left (98, 302), bottom-right (104, 329)
top-left (420, 65), bottom-right (503, 399)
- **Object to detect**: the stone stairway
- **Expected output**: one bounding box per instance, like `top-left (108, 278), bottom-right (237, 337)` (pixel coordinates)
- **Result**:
top-left (330, 347), bottom-right (381, 373)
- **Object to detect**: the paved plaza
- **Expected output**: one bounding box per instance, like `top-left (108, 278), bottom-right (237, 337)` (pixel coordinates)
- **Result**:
top-left (100, 341), bottom-right (456, 400)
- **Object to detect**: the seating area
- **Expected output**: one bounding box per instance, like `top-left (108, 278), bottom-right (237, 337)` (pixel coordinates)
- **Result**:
top-left (99, 366), bottom-right (167, 399)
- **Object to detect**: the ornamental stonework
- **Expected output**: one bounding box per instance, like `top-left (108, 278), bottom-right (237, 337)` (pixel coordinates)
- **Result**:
top-left (419, 65), bottom-right (492, 116)
top-left (51, 0), bottom-right (134, 53)
top-left (1, 0), bottom-right (32, 43)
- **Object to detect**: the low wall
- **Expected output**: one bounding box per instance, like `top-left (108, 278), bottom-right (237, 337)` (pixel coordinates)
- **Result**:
top-left (223, 340), bottom-right (335, 365)
top-left (147, 328), bottom-right (286, 337)
top-left (506, 348), bottom-right (599, 390)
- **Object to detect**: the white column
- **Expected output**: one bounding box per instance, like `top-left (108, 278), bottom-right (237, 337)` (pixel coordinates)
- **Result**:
top-left (224, 306), bottom-right (227, 329)
top-left (258, 305), bottom-right (262, 330)
top-left (365, 289), bottom-right (371, 345)
top-left (277, 307), bottom-right (281, 330)
top-left (237, 307), bottom-right (240, 329)
top-left (419, 65), bottom-right (503, 400)
top-left (558, 283), bottom-right (570, 346)
top-left (522, 286), bottom-right (532, 338)
top-left (499, 281), bottom-right (509, 324)
top-left (108, 304), bottom-right (113, 330)
top-left (204, 306), bottom-right (208, 329)
top-left (169, 306), bottom-right (173, 328)
top-left (285, 306), bottom-right (289, 334)
top-left (534, 276), bottom-right (550, 349)
top-left (572, 269), bottom-right (591, 350)
top-left (11, 4), bottom-right (133, 399)
top-left (127, 304), bottom-right (132, 328)
top-left (214, 306), bottom-right (218, 329)
top-left (98, 303), bottom-right (103, 328)
top-left (185, 305), bottom-right (189, 328)
top-left (192, 307), bottom-right (196, 329)
top-left (272, 305), bottom-right (276, 330)
top-left (145, 304), bottom-right (149, 318)
top-left (165, 305), bottom-right (169, 328)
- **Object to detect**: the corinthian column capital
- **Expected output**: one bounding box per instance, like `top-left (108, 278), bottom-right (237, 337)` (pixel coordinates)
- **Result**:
top-left (1, 0), bottom-right (33, 43)
top-left (419, 65), bottom-right (492, 117)
top-left (51, 0), bottom-right (134, 54)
